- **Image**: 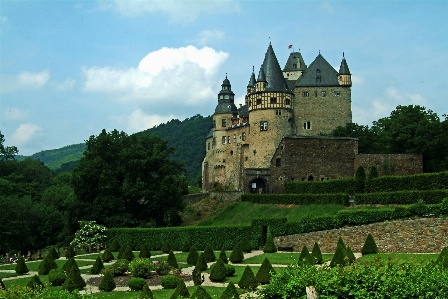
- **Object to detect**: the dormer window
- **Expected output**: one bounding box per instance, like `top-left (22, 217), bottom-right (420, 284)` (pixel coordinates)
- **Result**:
top-left (316, 75), bottom-right (321, 83)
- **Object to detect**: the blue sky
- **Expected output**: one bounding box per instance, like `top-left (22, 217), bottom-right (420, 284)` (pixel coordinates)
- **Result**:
top-left (1, 0), bottom-right (447, 155)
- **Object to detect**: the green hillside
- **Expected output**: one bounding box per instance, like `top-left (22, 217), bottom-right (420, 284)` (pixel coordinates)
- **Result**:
top-left (28, 143), bottom-right (86, 171)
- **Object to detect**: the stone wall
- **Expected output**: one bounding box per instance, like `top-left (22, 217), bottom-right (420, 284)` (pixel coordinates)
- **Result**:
top-left (275, 218), bottom-right (448, 253)
top-left (354, 153), bottom-right (423, 176)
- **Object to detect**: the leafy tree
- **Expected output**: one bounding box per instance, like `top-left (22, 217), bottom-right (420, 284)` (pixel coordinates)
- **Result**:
top-left (331, 123), bottom-right (376, 153)
top-left (70, 220), bottom-right (106, 250)
top-left (15, 255), bottom-right (29, 274)
top-left (361, 233), bottom-right (379, 255)
top-left (72, 129), bottom-right (188, 228)
top-left (0, 132), bottom-right (18, 161)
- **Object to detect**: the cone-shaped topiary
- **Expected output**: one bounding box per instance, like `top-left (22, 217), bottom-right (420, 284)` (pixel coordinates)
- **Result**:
top-left (219, 249), bottom-right (228, 264)
top-left (91, 256), bottom-right (105, 274)
top-left (26, 274), bottom-right (44, 290)
top-left (117, 244), bottom-right (127, 259)
top-left (102, 248), bottom-right (115, 262)
top-left (191, 286), bottom-right (212, 299)
top-left (361, 233), bottom-right (379, 255)
top-left (263, 228), bottom-right (277, 253)
top-left (229, 243), bottom-right (244, 263)
top-left (346, 246), bottom-right (356, 263)
top-left (330, 243), bottom-right (347, 268)
top-left (203, 244), bottom-right (216, 263)
top-left (66, 245), bottom-right (76, 258)
top-left (99, 270), bottom-right (116, 292)
top-left (38, 254), bottom-right (58, 275)
top-left (166, 250), bottom-right (179, 269)
top-left (220, 281), bottom-right (240, 299)
top-left (48, 269), bottom-right (66, 286)
top-left (0, 278), bottom-right (6, 290)
top-left (187, 245), bottom-right (199, 265)
top-left (161, 242), bottom-right (172, 254)
top-left (170, 279), bottom-right (190, 299)
top-left (67, 265), bottom-right (86, 290)
top-left (210, 258), bottom-right (227, 282)
top-left (192, 267), bottom-right (203, 286)
top-left (48, 246), bottom-right (59, 260)
top-left (139, 244), bottom-right (151, 258)
top-left (355, 166), bottom-right (366, 193)
top-left (195, 253), bottom-right (207, 271)
top-left (63, 257), bottom-right (79, 273)
top-left (15, 255), bottom-right (29, 274)
top-left (240, 239), bottom-right (252, 253)
top-left (62, 276), bottom-right (77, 293)
top-left (123, 246), bottom-right (135, 262)
top-left (311, 242), bottom-right (323, 264)
top-left (182, 240), bottom-right (191, 253)
top-left (238, 265), bottom-right (258, 290)
top-left (298, 245), bottom-right (315, 265)
top-left (256, 258), bottom-right (275, 284)
top-left (110, 239), bottom-right (121, 252)
top-left (436, 246), bottom-right (448, 268)
top-left (337, 237), bottom-right (347, 251)
top-left (140, 284), bottom-right (155, 299)
top-left (367, 165), bottom-right (379, 180)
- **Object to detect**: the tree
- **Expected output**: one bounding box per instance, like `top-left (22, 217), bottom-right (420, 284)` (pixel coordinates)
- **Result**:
top-left (90, 256), bottom-right (105, 274)
top-left (355, 166), bottom-right (366, 193)
top-left (311, 242), bottom-right (323, 264)
top-left (220, 282), bottom-right (240, 299)
top-left (72, 129), bottom-right (188, 228)
top-left (361, 233), bottom-right (379, 255)
top-left (298, 245), bottom-right (315, 265)
top-left (238, 266), bottom-right (258, 290)
top-left (256, 258), bottom-right (276, 284)
top-left (70, 220), bottom-right (106, 250)
top-left (167, 250), bottom-right (178, 268)
top-left (187, 245), bottom-right (199, 265)
top-left (15, 255), bottom-right (29, 274)
top-left (0, 132), bottom-right (18, 161)
top-left (263, 228), bottom-right (277, 253)
top-left (210, 259), bottom-right (227, 282)
top-left (330, 243), bottom-right (347, 268)
top-left (203, 244), bottom-right (216, 263)
top-left (98, 270), bottom-right (116, 292)
top-left (367, 165), bottom-right (379, 180)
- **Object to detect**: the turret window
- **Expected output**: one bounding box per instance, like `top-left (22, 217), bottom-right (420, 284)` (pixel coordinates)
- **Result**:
top-left (334, 91), bottom-right (340, 96)
top-left (270, 97), bottom-right (277, 103)
top-left (228, 136), bottom-right (231, 144)
top-left (276, 109), bottom-right (282, 115)
top-left (260, 121), bottom-right (268, 131)
top-left (256, 98), bottom-right (262, 105)
top-left (222, 136), bottom-right (226, 144)
top-left (222, 119), bottom-right (227, 127)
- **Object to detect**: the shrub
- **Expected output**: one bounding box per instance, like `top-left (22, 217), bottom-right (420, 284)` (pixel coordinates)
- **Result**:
top-left (203, 244), bottom-right (216, 263)
top-left (123, 246), bottom-right (135, 262)
top-left (187, 245), bottom-right (199, 265)
top-left (129, 258), bottom-right (153, 278)
top-left (102, 248), bottom-right (114, 262)
top-left (98, 270), bottom-right (116, 292)
top-left (128, 277), bottom-right (147, 291)
top-left (62, 257), bottom-right (78, 273)
top-left (182, 240), bottom-right (191, 252)
top-left (346, 246), bottom-right (356, 263)
top-left (441, 198), bottom-right (448, 215)
top-left (330, 243), bottom-right (347, 268)
top-left (263, 228), bottom-right (277, 253)
top-left (436, 246), bottom-right (448, 268)
top-left (65, 245), bottom-right (76, 258)
top-left (91, 256), bottom-right (105, 274)
top-left (139, 244), bottom-right (151, 258)
top-left (229, 243), bottom-right (244, 263)
top-left (161, 242), bottom-right (171, 254)
top-left (155, 261), bottom-right (172, 275)
top-left (298, 246), bottom-right (315, 265)
top-left (409, 199), bottom-right (427, 216)
top-left (311, 242), bottom-right (323, 264)
top-left (225, 264), bottom-right (236, 277)
top-left (361, 233), bottom-right (379, 255)
top-left (256, 258), bottom-right (275, 284)
top-left (167, 250), bottom-right (179, 268)
top-left (238, 265), bottom-right (258, 290)
top-left (191, 286), bottom-right (212, 299)
top-left (0, 278), bottom-right (6, 290)
top-left (240, 239), bottom-right (252, 253)
top-left (110, 259), bottom-right (129, 276)
top-left (110, 239), bottom-right (121, 252)
top-left (160, 275), bottom-right (179, 289)
top-left (38, 254), bottom-right (58, 275)
top-left (70, 220), bottom-right (107, 250)
top-left (210, 259), bottom-right (227, 282)
top-left (219, 249), bottom-right (228, 264)
top-left (117, 244), bottom-right (127, 259)
top-left (195, 253), bottom-right (207, 271)
top-left (26, 275), bottom-right (44, 290)
top-left (15, 255), bottom-right (29, 274)
top-left (47, 246), bottom-right (59, 260)
top-left (170, 279), bottom-right (190, 299)
top-left (355, 166), bottom-right (366, 193)
top-left (140, 284), bottom-right (155, 299)
top-left (220, 281), bottom-right (240, 299)
top-left (48, 269), bottom-right (66, 286)
top-left (337, 237), bottom-right (347, 251)
top-left (66, 265), bottom-right (86, 290)
top-left (192, 267), bottom-right (203, 286)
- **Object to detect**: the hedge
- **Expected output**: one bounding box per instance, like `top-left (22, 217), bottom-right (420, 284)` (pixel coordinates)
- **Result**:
top-left (355, 189), bottom-right (448, 205)
top-left (284, 178), bottom-right (355, 195)
top-left (241, 193), bottom-right (349, 206)
top-left (365, 171), bottom-right (448, 193)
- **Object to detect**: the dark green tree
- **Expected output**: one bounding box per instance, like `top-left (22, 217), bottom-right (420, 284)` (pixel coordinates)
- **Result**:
top-left (66, 245), bottom-right (76, 258)
top-left (436, 247), bottom-right (448, 268)
top-left (337, 237), bottom-right (347, 251)
top-left (367, 165), bottom-right (379, 180)
top-left (298, 245), bottom-right (315, 265)
top-left (140, 284), bottom-right (155, 299)
top-left (311, 242), bottom-right (323, 264)
top-left (102, 248), bottom-right (114, 262)
top-left (110, 239), bottom-right (121, 252)
top-left (47, 246), bottom-right (59, 260)
top-left (182, 240), bottom-right (191, 252)
top-left (63, 257), bottom-right (79, 273)
top-left (117, 244), bottom-right (127, 259)
top-left (346, 246), bottom-right (356, 263)
top-left (66, 266), bottom-right (86, 290)
top-left (192, 267), bottom-right (203, 286)
top-left (0, 278), bottom-right (6, 290)
top-left (191, 286), bottom-right (212, 299)
top-left (256, 258), bottom-right (276, 284)
top-left (170, 279), bottom-right (190, 299)
top-left (38, 254), bottom-right (58, 275)
top-left (99, 270), bottom-right (116, 292)
top-left (229, 243), bottom-right (244, 263)
top-left (48, 269), bottom-right (66, 286)
top-left (0, 132), bottom-right (18, 161)
top-left (27, 274), bottom-right (44, 290)
top-left (240, 239), bottom-right (252, 253)
top-left (238, 265), bottom-right (258, 290)
top-left (123, 246), bottom-right (135, 262)
top-left (263, 228), bottom-right (277, 253)
top-left (203, 244), bottom-right (216, 263)
top-left (220, 281), bottom-right (239, 299)
top-left (330, 243), bottom-right (347, 268)
top-left (167, 250), bottom-right (179, 269)
top-left (15, 255), bottom-right (29, 274)
top-left (187, 245), bottom-right (199, 265)
top-left (91, 256), bottom-right (105, 274)
top-left (139, 244), bottom-right (151, 258)
top-left (331, 123), bottom-right (376, 154)
top-left (161, 242), bottom-right (172, 254)
top-left (361, 233), bottom-right (379, 255)
top-left (209, 259), bottom-right (227, 282)
top-left (195, 253), bottom-right (207, 271)
top-left (355, 166), bottom-right (366, 193)
top-left (219, 249), bottom-right (228, 264)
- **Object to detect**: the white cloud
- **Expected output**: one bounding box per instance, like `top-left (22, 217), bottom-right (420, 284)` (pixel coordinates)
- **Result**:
top-left (191, 30), bottom-right (225, 46)
top-left (1, 69), bottom-right (50, 93)
top-left (2, 107), bottom-right (28, 121)
top-left (100, 0), bottom-right (240, 23)
top-left (9, 123), bottom-right (42, 146)
top-left (351, 75), bottom-right (364, 86)
top-left (386, 87), bottom-right (426, 106)
top-left (110, 109), bottom-right (177, 133)
top-left (51, 78), bottom-right (76, 91)
top-left (82, 46), bottom-right (229, 107)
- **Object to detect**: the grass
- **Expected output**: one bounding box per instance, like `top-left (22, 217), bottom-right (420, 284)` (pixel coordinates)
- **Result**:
top-left (0, 259), bottom-right (95, 271)
top-left (89, 286), bottom-right (237, 298)
top-left (358, 253), bottom-right (438, 264)
top-left (80, 251), bottom-right (164, 260)
top-left (243, 252), bottom-right (333, 265)
top-left (0, 272), bottom-right (18, 279)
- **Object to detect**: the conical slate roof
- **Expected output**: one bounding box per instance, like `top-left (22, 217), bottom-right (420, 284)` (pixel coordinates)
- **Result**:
top-left (257, 65), bottom-right (266, 82)
top-left (296, 53), bottom-right (339, 87)
top-left (261, 43), bottom-right (290, 92)
top-left (339, 53), bottom-right (350, 75)
top-left (247, 66), bottom-right (256, 87)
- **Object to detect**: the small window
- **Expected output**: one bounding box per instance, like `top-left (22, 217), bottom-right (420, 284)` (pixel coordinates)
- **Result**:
top-left (285, 98), bottom-right (291, 105)
top-left (208, 142), bottom-right (210, 150)
top-left (316, 69), bottom-right (321, 73)
top-left (245, 156), bottom-right (248, 161)
top-left (302, 91), bottom-right (309, 97)
top-left (213, 120), bottom-right (216, 128)
top-left (276, 109), bottom-right (282, 116)
top-left (304, 121), bottom-right (311, 130)
top-left (228, 136), bottom-right (231, 144)
top-left (233, 134), bottom-right (236, 143)
top-left (260, 121), bottom-right (268, 131)
top-left (316, 76), bottom-right (321, 83)
top-left (212, 137), bottom-right (216, 146)
top-left (222, 136), bottom-right (227, 144)
top-left (222, 119), bottom-right (226, 127)
top-left (276, 158), bottom-right (281, 167)
top-left (314, 91), bottom-right (318, 97)
top-left (242, 132), bottom-right (246, 141)
top-left (334, 91), bottom-right (340, 96)
top-left (230, 150), bottom-right (233, 155)
top-left (248, 100), bottom-right (252, 107)
top-left (321, 91), bottom-right (326, 97)
top-left (270, 97), bottom-right (277, 104)
top-left (256, 98), bottom-right (262, 105)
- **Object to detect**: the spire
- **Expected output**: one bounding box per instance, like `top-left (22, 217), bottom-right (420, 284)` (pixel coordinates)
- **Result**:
top-left (339, 53), bottom-right (350, 74)
top-left (247, 66), bottom-right (256, 87)
top-left (215, 75), bottom-right (237, 114)
top-left (257, 65), bottom-right (266, 82)
top-left (261, 43), bottom-right (290, 91)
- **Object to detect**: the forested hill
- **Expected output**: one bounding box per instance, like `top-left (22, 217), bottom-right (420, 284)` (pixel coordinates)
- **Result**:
top-left (24, 114), bottom-right (212, 185)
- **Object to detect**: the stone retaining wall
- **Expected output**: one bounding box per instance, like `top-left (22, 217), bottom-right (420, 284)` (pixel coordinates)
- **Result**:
top-left (275, 218), bottom-right (448, 253)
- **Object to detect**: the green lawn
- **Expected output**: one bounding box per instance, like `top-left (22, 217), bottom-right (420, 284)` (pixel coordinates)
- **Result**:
top-left (358, 253), bottom-right (438, 264)
top-left (0, 272), bottom-right (18, 279)
top-left (0, 259), bottom-right (95, 271)
top-left (243, 252), bottom-right (333, 265)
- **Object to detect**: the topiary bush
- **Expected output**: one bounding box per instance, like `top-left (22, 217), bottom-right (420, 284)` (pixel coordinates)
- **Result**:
top-left (61, 276), bottom-right (77, 293)
top-left (330, 243), bottom-right (347, 268)
top-left (346, 246), bottom-right (356, 263)
top-left (110, 239), bottom-right (121, 252)
top-left (38, 254), bottom-right (58, 275)
top-left (27, 274), bottom-right (44, 290)
top-left (367, 165), bottom-right (379, 180)
top-left (298, 245), bottom-right (315, 265)
top-left (192, 267), bottom-right (203, 286)
top-left (240, 239), bottom-right (252, 253)
top-left (225, 264), bottom-right (236, 277)
top-left (436, 246), bottom-right (448, 268)
top-left (191, 286), bottom-right (212, 299)
top-left (196, 253), bottom-right (208, 271)
top-left (15, 255), bottom-right (29, 274)
top-left (48, 269), bottom-right (66, 286)
top-left (128, 277), bottom-right (147, 291)
top-left (229, 243), bottom-right (244, 263)
top-left (182, 240), bottom-right (191, 253)
top-left (139, 244), bottom-right (151, 259)
top-left (170, 279), bottom-right (190, 299)
top-left (361, 233), bottom-right (379, 255)
top-left (219, 249), bottom-right (228, 264)
top-left (66, 265), bottom-right (86, 290)
top-left (47, 246), bottom-right (59, 260)
top-left (99, 270), bottom-right (116, 292)
top-left (117, 244), bottom-right (127, 259)
top-left (238, 265), bottom-right (258, 290)
top-left (140, 284), bottom-right (155, 299)
top-left (210, 259), bottom-right (227, 282)
top-left (311, 242), bottom-right (323, 264)
top-left (91, 256), bottom-right (105, 274)
top-left (355, 166), bottom-right (366, 193)
top-left (129, 258), bottom-right (153, 279)
top-left (155, 261), bottom-right (172, 275)
top-left (337, 237), bottom-right (347, 251)
top-left (102, 248), bottom-right (114, 262)
top-left (187, 245), bottom-right (199, 265)
top-left (161, 242), bottom-right (172, 254)
top-left (110, 259), bottom-right (129, 276)
top-left (66, 245), bottom-right (76, 258)
top-left (160, 275), bottom-right (180, 289)
top-left (123, 246), bottom-right (135, 262)
top-left (220, 281), bottom-right (240, 299)
top-left (203, 244), bottom-right (216, 263)
top-left (167, 250), bottom-right (179, 269)
top-left (63, 257), bottom-right (78, 274)
top-left (263, 228), bottom-right (277, 253)
top-left (256, 258), bottom-right (276, 284)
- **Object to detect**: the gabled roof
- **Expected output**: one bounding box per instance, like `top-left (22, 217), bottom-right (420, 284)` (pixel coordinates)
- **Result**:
top-left (261, 43), bottom-right (290, 92)
top-left (295, 53), bottom-right (339, 87)
top-left (283, 52), bottom-right (307, 72)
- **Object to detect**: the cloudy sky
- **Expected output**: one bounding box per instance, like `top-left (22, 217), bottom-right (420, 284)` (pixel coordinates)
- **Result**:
top-left (1, 0), bottom-right (447, 155)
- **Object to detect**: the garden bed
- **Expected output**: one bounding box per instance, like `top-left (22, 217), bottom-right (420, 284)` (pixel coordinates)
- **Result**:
top-left (86, 273), bottom-right (192, 287)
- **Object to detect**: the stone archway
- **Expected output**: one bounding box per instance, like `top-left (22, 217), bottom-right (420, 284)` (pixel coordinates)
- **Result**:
top-left (250, 177), bottom-right (267, 194)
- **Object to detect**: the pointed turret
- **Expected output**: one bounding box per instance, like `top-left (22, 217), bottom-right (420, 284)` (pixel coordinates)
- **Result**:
top-left (247, 66), bottom-right (256, 94)
top-left (256, 65), bottom-right (267, 92)
top-left (338, 53), bottom-right (352, 86)
top-left (283, 50), bottom-right (307, 89)
top-left (261, 43), bottom-right (290, 92)
top-left (215, 75), bottom-right (238, 114)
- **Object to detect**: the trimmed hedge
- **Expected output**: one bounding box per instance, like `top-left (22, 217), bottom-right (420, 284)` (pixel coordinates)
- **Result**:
top-left (365, 171), bottom-right (448, 193)
top-left (242, 193), bottom-right (349, 206)
top-left (285, 178), bottom-right (356, 194)
top-left (355, 189), bottom-right (448, 205)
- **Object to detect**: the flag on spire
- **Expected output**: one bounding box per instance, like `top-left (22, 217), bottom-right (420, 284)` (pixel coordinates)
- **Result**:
top-left (288, 44), bottom-right (293, 49)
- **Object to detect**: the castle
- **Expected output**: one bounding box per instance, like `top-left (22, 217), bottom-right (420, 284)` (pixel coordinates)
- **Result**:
top-left (202, 43), bottom-right (422, 193)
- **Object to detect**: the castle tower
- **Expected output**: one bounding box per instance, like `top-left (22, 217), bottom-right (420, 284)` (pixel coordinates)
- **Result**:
top-left (247, 66), bottom-right (256, 95)
top-left (338, 53), bottom-right (352, 86)
top-left (283, 51), bottom-right (307, 89)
